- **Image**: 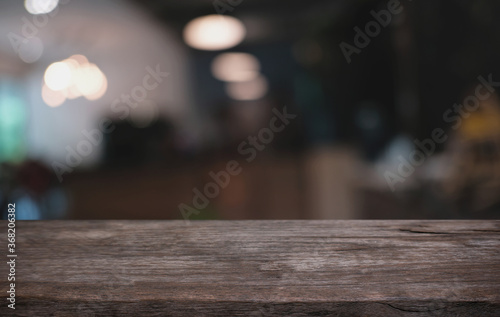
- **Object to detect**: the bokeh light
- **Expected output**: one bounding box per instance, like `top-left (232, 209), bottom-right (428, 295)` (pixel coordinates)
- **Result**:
top-left (42, 84), bottom-right (65, 107)
top-left (75, 63), bottom-right (106, 97)
top-left (42, 55), bottom-right (107, 107)
top-left (211, 53), bottom-right (260, 82)
top-left (24, 0), bottom-right (59, 15)
top-left (84, 74), bottom-right (108, 101)
top-left (44, 62), bottom-right (71, 91)
top-left (183, 15), bottom-right (246, 51)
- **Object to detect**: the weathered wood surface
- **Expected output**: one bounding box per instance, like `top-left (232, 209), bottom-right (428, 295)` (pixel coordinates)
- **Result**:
top-left (3, 220), bottom-right (500, 316)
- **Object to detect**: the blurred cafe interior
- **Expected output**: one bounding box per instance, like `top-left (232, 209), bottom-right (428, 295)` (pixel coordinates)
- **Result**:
top-left (1, 0), bottom-right (500, 220)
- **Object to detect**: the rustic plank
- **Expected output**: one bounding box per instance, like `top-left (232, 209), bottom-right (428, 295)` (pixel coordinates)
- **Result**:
top-left (2, 220), bottom-right (500, 316)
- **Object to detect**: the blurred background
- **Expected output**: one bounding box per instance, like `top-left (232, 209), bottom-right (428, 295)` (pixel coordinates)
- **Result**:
top-left (1, 0), bottom-right (500, 220)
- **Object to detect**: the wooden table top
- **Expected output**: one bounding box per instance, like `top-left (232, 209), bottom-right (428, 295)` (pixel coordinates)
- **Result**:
top-left (5, 220), bottom-right (500, 316)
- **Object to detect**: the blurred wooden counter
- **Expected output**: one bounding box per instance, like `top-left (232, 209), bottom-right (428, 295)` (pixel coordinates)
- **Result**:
top-left (7, 220), bottom-right (500, 316)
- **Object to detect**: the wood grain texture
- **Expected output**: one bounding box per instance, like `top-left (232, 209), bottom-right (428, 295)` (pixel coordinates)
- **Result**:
top-left (3, 220), bottom-right (500, 316)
